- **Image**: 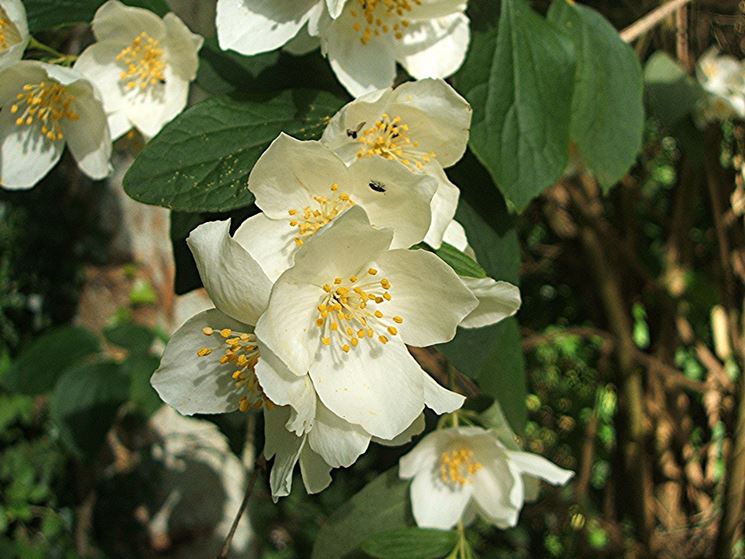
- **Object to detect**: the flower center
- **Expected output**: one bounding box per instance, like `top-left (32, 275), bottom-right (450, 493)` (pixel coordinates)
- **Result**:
top-left (349, 0), bottom-right (421, 45)
top-left (356, 113), bottom-right (435, 171)
top-left (196, 326), bottom-right (270, 413)
top-left (0, 8), bottom-right (20, 52)
top-left (116, 31), bottom-right (166, 91)
top-left (287, 184), bottom-right (355, 247)
top-left (315, 268), bottom-right (404, 352)
top-left (10, 82), bottom-right (79, 142)
top-left (439, 447), bottom-right (482, 487)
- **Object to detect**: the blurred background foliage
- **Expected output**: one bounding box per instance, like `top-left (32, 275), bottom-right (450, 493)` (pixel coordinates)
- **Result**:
top-left (2, 0), bottom-right (745, 558)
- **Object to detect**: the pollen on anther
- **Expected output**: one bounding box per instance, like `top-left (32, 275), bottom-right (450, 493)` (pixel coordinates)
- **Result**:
top-left (202, 326), bottom-right (214, 336)
top-left (197, 347), bottom-right (212, 357)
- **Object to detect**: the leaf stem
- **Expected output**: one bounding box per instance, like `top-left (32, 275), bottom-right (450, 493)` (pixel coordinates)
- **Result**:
top-left (28, 36), bottom-right (78, 65)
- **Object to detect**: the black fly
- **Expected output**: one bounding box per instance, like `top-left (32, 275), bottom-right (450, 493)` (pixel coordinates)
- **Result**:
top-left (346, 121), bottom-right (366, 139)
top-left (369, 180), bottom-right (386, 193)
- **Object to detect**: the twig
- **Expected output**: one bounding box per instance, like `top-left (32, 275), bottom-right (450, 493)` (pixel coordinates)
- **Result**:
top-left (620, 0), bottom-right (695, 43)
top-left (217, 456), bottom-right (265, 559)
top-left (675, 3), bottom-right (692, 72)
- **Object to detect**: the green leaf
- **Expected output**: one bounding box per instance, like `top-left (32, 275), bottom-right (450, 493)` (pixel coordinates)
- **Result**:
top-left (50, 362), bottom-right (130, 458)
top-left (455, 0), bottom-right (575, 212)
top-left (3, 327), bottom-right (100, 395)
top-left (439, 154), bottom-right (526, 432)
top-left (124, 89), bottom-right (344, 212)
top-left (196, 39), bottom-right (345, 97)
top-left (643, 51), bottom-right (704, 127)
top-left (104, 322), bottom-right (155, 354)
top-left (312, 469), bottom-right (413, 559)
top-left (479, 400), bottom-right (521, 450)
top-left (124, 354), bottom-right (162, 417)
top-left (548, 1), bottom-right (644, 189)
top-left (361, 528), bottom-right (457, 559)
top-left (26, 0), bottom-right (168, 32)
top-left (430, 242), bottom-right (486, 279)
top-left (196, 38), bottom-right (282, 95)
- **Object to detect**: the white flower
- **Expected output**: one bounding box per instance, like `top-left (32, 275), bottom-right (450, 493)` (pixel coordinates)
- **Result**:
top-left (399, 426), bottom-right (574, 530)
top-left (216, 0), bottom-right (332, 56)
top-left (74, 0), bottom-right (203, 140)
top-left (442, 220), bottom-right (521, 329)
top-left (254, 207), bottom-right (477, 441)
top-left (317, 0), bottom-right (470, 97)
top-left (321, 79), bottom-right (471, 248)
top-left (695, 48), bottom-right (745, 124)
top-left (0, 0), bottom-right (28, 70)
top-left (0, 61), bottom-right (111, 189)
top-left (149, 218), bottom-right (427, 498)
top-left (237, 133), bottom-right (437, 281)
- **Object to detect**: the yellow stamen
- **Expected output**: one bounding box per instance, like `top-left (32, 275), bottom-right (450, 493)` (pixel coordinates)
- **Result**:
top-left (0, 8), bottom-right (21, 52)
top-left (439, 447), bottom-right (482, 487)
top-left (10, 81), bottom-right (79, 142)
top-left (349, 0), bottom-right (421, 45)
top-left (287, 184), bottom-right (354, 245)
top-left (355, 113), bottom-right (435, 171)
top-left (116, 31), bottom-right (166, 92)
top-left (197, 325), bottom-right (269, 412)
top-left (314, 267), bottom-right (403, 351)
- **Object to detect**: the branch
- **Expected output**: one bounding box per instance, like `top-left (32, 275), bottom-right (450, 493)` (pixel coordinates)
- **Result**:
top-left (217, 456), bottom-right (265, 559)
top-left (620, 0), bottom-right (694, 44)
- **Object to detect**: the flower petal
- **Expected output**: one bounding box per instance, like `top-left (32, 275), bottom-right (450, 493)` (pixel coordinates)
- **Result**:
top-left (216, 0), bottom-right (317, 56)
top-left (150, 308), bottom-right (249, 415)
top-left (320, 87), bottom-right (393, 163)
top-left (323, 9), bottom-right (397, 96)
top-left (107, 109), bottom-right (132, 141)
top-left (307, 400), bottom-right (371, 467)
top-left (233, 213), bottom-right (297, 282)
top-left (394, 14), bottom-right (470, 81)
top-left (62, 81), bottom-right (112, 180)
top-left (255, 343), bottom-right (316, 434)
top-left (92, 0), bottom-right (166, 44)
top-left (422, 372), bottom-right (465, 414)
top-left (283, 24), bottom-right (320, 55)
top-left (187, 219), bottom-right (273, 325)
top-left (424, 164), bottom-right (460, 248)
top-left (506, 451), bottom-right (575, 486)
top-left (346, 157), bottom-right (436, 249)
top-left (264, 405), bottom-right (305, 499)
top-left (279, 206), bottom-right (393, 287)
top-left (386, 78), bottom-right (471, 167)
top-left (459, 278), bottom-right (521, 329)
top-left (376, 248), bottom-right (478, 347)
top-left (163, 12), bottom-right (203, 81)
top-left (325, 0), bottom-right (348, 18)
top-left (410, 468), bottom-right (472, 529)
top-left (255, 279), bottom-right (325, 376)
top-left (299, 445), bottom-right (333, 494)
top-left (399, 429), bottom-right (450, 479)
top-left (248, 134), bottom-right (349, 219)
top-left (470, 461), bottom-right (521, 528)
top-left (0, 104), bottom-right (63, 189)
top-left (73, 42), bottom-right (133, 113)
top-left (374, 413), bottom-right (425, 447)
top-left (309, 337), bottom-right (425, 439)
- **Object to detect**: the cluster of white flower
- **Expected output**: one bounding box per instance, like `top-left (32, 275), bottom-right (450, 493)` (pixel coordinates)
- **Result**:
top-left (216, 0), bottom-right (470, 96)
top-left (0, 0), bottom-right (573, 532)
top-left (151, 77), bottom-right (572, 529)
top-left (696, 48), bottom-right (745, 125)
top-left (0, 0), bottom-right (202, 189)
